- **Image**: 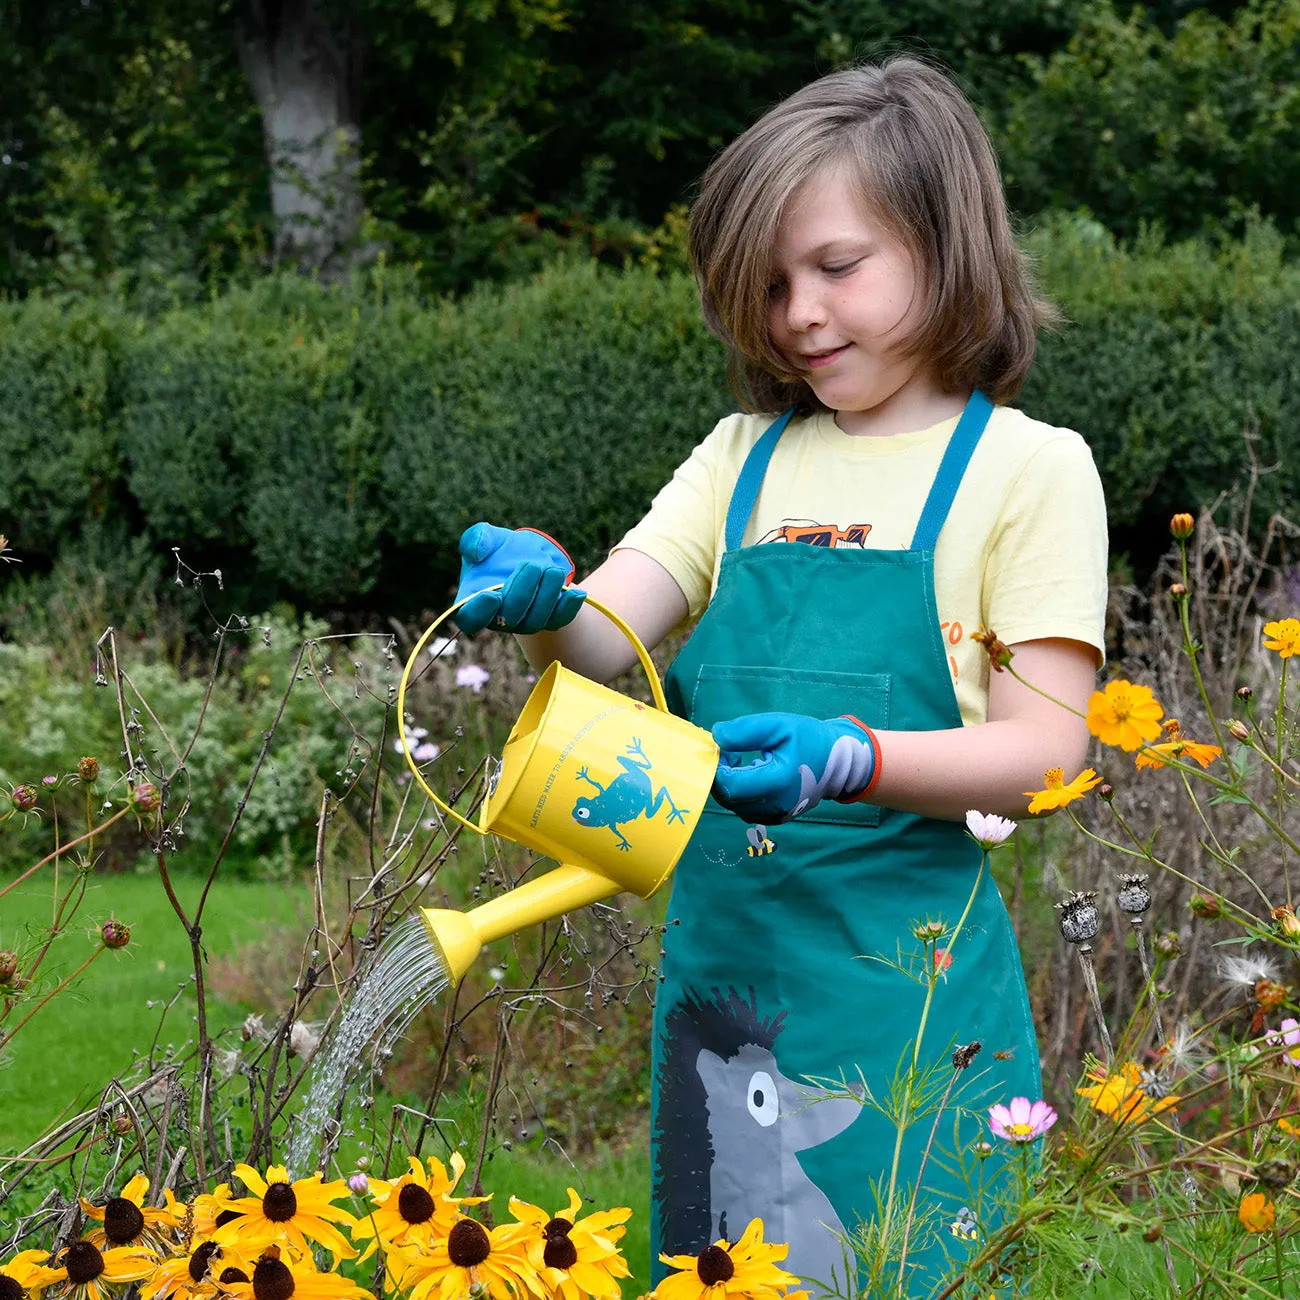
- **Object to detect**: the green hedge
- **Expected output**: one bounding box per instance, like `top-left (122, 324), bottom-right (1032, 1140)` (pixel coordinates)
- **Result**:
top-left (3, 222), bottom-right (1299, 615)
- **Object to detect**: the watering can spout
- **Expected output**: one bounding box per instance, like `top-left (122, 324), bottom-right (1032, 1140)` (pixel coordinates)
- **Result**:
top-left (420, 863), bottom-right (621, 985)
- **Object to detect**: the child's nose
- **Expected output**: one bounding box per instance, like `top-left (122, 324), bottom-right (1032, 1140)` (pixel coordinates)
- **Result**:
top-left (783, 276), bottom-right (827, 334)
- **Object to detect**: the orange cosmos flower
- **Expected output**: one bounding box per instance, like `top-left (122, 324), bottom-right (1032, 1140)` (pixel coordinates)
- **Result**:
top-left (1087, 680), bottom-right (1164, 751)
top-left (1238, 1192), bottom-right (1276, 1233)
top-left (1025, 767), bottom-right (1103, 814)
top-left (1134, 719), bottom-right (1222, 771)
top-left (1263, 619), bottom-right (1300, 659)
top-left (1077, 1061), bottom-right (1179, 1125)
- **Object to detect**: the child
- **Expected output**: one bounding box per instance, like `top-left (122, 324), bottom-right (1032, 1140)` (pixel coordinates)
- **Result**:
top-left (454, 56), bottom-right (1107, 1296)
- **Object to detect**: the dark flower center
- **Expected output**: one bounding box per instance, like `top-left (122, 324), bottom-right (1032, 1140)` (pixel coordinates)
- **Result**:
top-left (252, 1257), bottom-right (295, 1300)
top-left (219, 1269), bottom-right (250, 1285)
top-left (0, 1275), bottom-right (25, 1300)
top-left (696, 1245), bottom-right (735, 1287)
top-left (397, 1183), bottom-right (436, 1224)
top-left (189, 1242), bottom-right (221, 1284)
top-left (103, 1196), bottom-right (145, 1245)
top-left (63, 1242), bottom-right (106, 1285)
top-left (214, 1209), bottom-right (243, 1227)
top-left (543, 1237), bottom-right (579, 1271)
top-left (262, 1182), bottom-right (298, 1223)
top-left (544, 1217), bottom-right (573, 1240)
top-left (447, 1218), bottom-right (492, 1267)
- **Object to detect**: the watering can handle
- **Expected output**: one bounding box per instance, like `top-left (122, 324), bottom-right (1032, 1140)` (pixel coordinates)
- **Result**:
top-left (396, 585), bottom-right (669, 836)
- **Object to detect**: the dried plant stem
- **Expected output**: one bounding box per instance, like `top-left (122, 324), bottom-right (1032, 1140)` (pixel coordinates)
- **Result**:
top-left (1075, 942), bottom-right (1114, 1065)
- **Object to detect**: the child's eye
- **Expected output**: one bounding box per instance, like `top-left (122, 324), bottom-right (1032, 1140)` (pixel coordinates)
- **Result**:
top-left (824, 260), bottom-right (859, 276)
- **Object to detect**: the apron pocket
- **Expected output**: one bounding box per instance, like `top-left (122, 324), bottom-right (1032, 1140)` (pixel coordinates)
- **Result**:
top-left (689, 662), bottom-right (891, 828)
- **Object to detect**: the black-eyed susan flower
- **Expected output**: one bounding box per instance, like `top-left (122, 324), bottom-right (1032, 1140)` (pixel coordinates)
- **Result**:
top-left (247, 1248), bottom-right (371, 1300)
top-left (656, 1219), bottom-right (806, 1300)
top-left (45, 1241), bottom-right (158, 1300)
top-left (1025, 767), bottom-right (1102, 814)
top-left (1076, 1062), bottom-right (1179, 1126)
top-left (1134, 719), bottom-right (1222, 771)
top-left (189, 1183), bottom-right (242, 1236)
top-left (388, 1214), bottom-right (540, 1300)
top-left (1, 1250), bottom-right (66, 1299)
top-left (351, 1152), bottom-right (485, 1262)
top-left (1086, 680), bottom-right (1164, 751)
top-left (79, 1174), bottom-right (179, 1253)
top-left (214, 1166), bottom-right (357, 1264)
top-left (140, 1240), bottom-right (257, 1300)
top-left (508, 1188), bottom-right (632, 1300)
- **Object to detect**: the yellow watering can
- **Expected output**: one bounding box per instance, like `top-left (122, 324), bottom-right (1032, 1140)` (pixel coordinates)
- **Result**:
top-left (397, 588), bottom-right (718, 985)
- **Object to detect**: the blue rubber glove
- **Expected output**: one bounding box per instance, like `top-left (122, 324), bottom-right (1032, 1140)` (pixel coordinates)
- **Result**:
top-left (454, 523), bottom-right (586, 635)
top-left (712, 713), bottom-right (878, 824)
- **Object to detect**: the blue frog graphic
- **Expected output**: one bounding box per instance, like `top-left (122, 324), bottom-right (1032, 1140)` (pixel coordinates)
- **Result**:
top-left (572, 737), bottom-right (688, 851)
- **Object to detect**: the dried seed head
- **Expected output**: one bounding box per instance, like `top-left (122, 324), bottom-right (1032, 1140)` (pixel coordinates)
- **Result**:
top-left (695, 1245), bottom-right (735, 1286)
top-left (1271, 905), bottom-right (1300, 938)
top-left (1055, 891), bottom-right (1099, 945)
top-left (447, 1218), bottom-right (492, 1268)
top-left (1117, 873), bottom-right (1152, 916)
top-left (1169, 513), bottom-right (1194, 540)
top-left (78, 756), bottom-right (101, 785)
top-left (971, 626), bottom-right (1014, 672)
top-left (1255, 1158), bottom-right (1295, 1190)
top-left (951, 1041), bottom-right (982, 1071)
top-left (1256, 979), bottom-right (1289, 1011)
top-left (101, 920), bottom-right (131, 950)
top-left (0, 952), bottom-right (16, 985)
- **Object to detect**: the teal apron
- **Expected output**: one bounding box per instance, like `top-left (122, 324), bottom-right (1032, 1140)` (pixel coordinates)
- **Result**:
top-left (650, 392), bottom-right (1040, 1298)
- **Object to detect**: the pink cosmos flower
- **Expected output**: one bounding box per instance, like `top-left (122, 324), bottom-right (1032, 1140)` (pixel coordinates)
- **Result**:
top-left (988, 1096), bottom-right (1058, 1142)
top-left (1267, 1017), bottom-right (1300, 1067)
top-left (965, 809), bottom-right (1018, 849)
top-left (455, 664), bottom-right (491, 693)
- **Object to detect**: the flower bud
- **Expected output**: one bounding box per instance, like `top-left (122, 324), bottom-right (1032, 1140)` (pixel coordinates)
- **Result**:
top-left (101, 920), bottom-right (131, 950)
top-left (1271, 904), bottom-right (1300, 938)
top-left (1143, 1224), bottom-right (1163, 1243)
top-left (1189, 893), bottom-right (1222, 920)
top-left (10, 785), bottom-right (38, 812)
top-left (78, 756), bottom-right (101, 785)
top-left (111, 1111), bottom-right (133, 1135)
top-left (1098, 782), bottom-right (1115, 802)
top-left (1170, 513), bottom-right (1195, 540)
top-left (1117, 873), bottom-right (1152, 916)
top-left (1056, 891), bottom-right (1099, 945)
top-left (1228, 719), bottom-right (1250, 743)
top-left (130, 782), bottom-right (161, 814)
top-left (1153, 930), bottom-right (1183, 960)
top-left (1169, 582), bottom-right (1187, 599)
top-left (0, 951), bottom-right (17, 985)
top-left (1236, 685), bottom-right (1254, 702)
top-left (348, 1172), bottom-right (369, 1194)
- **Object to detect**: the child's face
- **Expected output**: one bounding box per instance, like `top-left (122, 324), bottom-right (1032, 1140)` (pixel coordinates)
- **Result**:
top-left (767, 165), bottom-right (936, 427)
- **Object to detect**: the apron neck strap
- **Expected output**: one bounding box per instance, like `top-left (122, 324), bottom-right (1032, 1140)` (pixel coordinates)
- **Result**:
top-left (724, 406), bottom-right (797, 552)
top-left (722, 391), bottom-right (994, 553)
top-left (908, 389), bottom-right (994, 551)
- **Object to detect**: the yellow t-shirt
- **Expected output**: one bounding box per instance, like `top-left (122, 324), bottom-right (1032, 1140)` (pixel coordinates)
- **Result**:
top-left (615, 405), bottom-right (1109, 727)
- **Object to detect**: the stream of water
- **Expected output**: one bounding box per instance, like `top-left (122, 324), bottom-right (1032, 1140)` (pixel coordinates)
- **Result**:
top-left (289, 914), bottom-right (450, 1175)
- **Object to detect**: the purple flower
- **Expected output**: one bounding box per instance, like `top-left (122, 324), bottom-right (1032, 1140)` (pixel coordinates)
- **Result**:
top-left (455, 664), bottom-right (490, 694)
top-left (988, 1096), bottom-right (1058, 1142)
top-left (348, 1172), bottom-right (369, 1194)
top-left (1267, 1017), bottom-right (1300, 1067)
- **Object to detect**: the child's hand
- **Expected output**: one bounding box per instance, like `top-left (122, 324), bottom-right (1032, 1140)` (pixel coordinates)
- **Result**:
top-left (711, 713), bottom-right (878, 823)
top-left (454, 522), bottom-right (586, 635)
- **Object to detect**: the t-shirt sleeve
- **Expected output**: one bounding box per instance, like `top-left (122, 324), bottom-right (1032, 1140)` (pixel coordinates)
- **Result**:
top-left (613, 418), bottom-right (738, 623)
top-left (982, 432), bottom-right (1109, 662)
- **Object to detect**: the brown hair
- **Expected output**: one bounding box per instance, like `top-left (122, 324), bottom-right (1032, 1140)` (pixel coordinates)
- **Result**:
top-left (687, 56), bottom-right (1057, 411)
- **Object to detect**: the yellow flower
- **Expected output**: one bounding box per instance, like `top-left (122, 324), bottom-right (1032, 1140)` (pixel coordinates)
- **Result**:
top-left (1263, 619), bottom-right (1300, 659)
top-left (656, 1219), bottom-right (807, 1300)
top-left (140, 1240), bottom-right (256, 1300)
top-left (509, 1188), bottom-right (632, 1300)
top-left (1238, 1192), bottom-right (1276, 1233)
top-left (1277, 1116), bottom-right (1300, 1138)
top-left (388, 1214), bottom-right (540, 1300)
top-left (79, 1173), bottom-right (180, 1253)
top-left (1076, 1061), bottom-right (1179, 1126)
top-left (1025, 767), bottom-right (1103, 814)
top-left (351, 1152), bottom-right (486, 1262)
top-left (214, 1166), bottom-right (358, 1264)
top-left (1087, 680), bottom-right (1164, 751)
top-left (1, 1250), bottom-right (67, 1297)
top-left (189, 1183), bottom-right (242, 1236)
top-left (45, 1242), bottom-right (158, 1300)
top-left (245, 1248), bottom-right (371, 1300)
top-left (1134, 719), bottom-right (1222, 771)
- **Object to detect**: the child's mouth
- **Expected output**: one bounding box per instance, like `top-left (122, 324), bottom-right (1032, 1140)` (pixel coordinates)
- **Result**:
top-left (804, 345), bottom-right (850, 370)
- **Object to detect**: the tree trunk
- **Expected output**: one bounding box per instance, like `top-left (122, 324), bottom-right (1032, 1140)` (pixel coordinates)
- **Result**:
top-left (238, 0), bottom-right (365, 273)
